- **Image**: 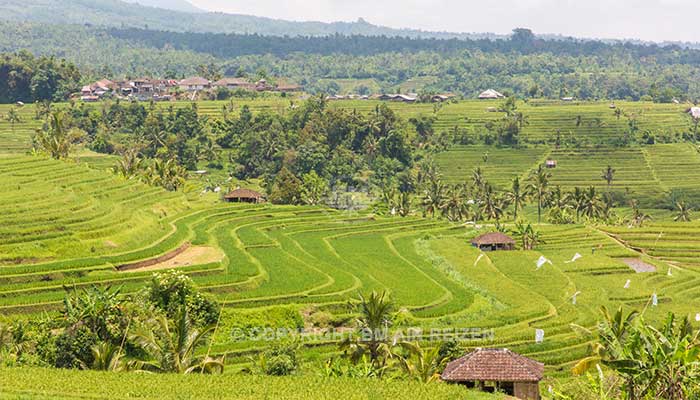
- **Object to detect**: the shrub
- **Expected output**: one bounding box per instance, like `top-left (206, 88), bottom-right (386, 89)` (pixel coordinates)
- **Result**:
top-left (263, 342), bottom-right (299, 376)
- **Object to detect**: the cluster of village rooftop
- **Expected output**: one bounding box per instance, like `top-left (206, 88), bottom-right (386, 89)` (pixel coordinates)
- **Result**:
top-left (79, 77), bottom-right (303, 102)
top-left (80, 77), bottom-right (522, 104)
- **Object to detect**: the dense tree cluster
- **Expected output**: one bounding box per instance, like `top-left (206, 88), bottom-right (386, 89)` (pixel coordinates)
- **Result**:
top-left (66, 96), bottom-right (440, 202)
top-left (0, 51), bottom-right (81, 103)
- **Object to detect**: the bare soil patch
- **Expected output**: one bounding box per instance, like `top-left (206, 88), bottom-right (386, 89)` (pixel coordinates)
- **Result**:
top-left (118, 244), bottom-right (224, 273)
top-left (622, 258), bottom-right (657, 273)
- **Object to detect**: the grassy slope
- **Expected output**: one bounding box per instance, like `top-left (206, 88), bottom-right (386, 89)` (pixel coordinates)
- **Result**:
top-left (0, 367), bottom-right (499, 400)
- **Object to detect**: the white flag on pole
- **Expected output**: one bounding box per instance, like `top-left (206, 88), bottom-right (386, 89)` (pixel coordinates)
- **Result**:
top-left (536, 256), bottom-right (552, 269)
top-left (535, 329), bottom-right (545, 343)
top-left (571, 291), bottom-right (581, 305)
top-left (565, 253), bottom-right (583, 264)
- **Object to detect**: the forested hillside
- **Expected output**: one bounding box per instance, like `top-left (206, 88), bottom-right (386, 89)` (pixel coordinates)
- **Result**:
top-left (0, 0), bottom-right (491, 38)
top-left (3, 21), bottom-right (700, 100)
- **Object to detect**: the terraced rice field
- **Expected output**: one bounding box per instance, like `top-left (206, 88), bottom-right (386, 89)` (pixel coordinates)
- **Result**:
top-left (436, 144), bottom-right (700, 207)
top-left (2, 157), bottom-right (696, 376)
top-left (0, 104), bottom-right (42, 154)
top-left (546, 147), bottom-right (664, 204)
top-left (0, 155), bottom-right (189, 263)
top-left (2, 99), bottom-right (700, 379)
top-left (644, 143), bottom-right (700, 202)
top-left (435, 145), bottom-right (550, 188)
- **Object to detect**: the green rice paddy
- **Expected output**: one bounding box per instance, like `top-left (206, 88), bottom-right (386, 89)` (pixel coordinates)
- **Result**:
top-left (1, 99), bottom-right (699, 383)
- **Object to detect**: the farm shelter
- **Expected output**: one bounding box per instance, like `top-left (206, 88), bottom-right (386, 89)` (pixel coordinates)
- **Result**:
top-left (441, 348), bottom-right (544, 400)
top-left (478, 89), bottom-right (505, 99)
top-left (223, 188), bottom-right (265, 204)
top-left (471, 232), bottom-right (516, 251)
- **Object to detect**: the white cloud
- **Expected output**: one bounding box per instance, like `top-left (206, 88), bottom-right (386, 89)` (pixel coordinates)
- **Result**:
top-left (189, 0), bottom-right (700, 42)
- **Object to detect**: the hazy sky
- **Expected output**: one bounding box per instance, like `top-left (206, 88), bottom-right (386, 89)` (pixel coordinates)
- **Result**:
top-left (189, 0), bottom-right (699, 43)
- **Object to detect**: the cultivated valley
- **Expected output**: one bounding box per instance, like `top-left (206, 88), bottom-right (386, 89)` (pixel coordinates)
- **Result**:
top-left (1, 1), bottom-right (700, 399)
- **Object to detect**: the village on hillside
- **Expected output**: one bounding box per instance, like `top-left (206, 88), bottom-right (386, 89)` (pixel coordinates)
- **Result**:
top-left (78, 76), bottom-right (304, 102)
top-left (78, 76), bottom-right (466, 104)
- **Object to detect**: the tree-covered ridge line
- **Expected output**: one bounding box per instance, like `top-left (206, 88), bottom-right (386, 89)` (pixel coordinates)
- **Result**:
top-left (2, 23), bottom-right (700, 100)
top-left (104, 27), bottom-right (700, 61)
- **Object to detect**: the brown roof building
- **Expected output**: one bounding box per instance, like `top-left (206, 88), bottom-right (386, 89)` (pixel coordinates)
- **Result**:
top-left (471, 232), bottom-right (516, 251)
top-left (179, 77), bottom-right (210, 91)
top-left (442, 348), bottom-right (544, 399)
top-left (212, 78), bottom-right (256, 90)
top-left (223, 188), bottom-right (265, 204)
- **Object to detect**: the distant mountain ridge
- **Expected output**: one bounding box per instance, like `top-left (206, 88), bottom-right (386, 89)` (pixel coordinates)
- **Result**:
top-left (127, 0), bottom-right (202, 13)
top-left (0, 0), bottom-right (500, 39)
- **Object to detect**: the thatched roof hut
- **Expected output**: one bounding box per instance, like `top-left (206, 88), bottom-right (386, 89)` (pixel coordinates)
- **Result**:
top-left (478, 89), bottom-right (505, 99)
top-left (471, 232), bottom-right (515, 251)
top-left (223, 188), bottom-right (265, 204)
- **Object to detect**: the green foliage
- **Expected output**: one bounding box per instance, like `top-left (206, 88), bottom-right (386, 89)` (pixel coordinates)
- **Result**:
top-left (261, 342), bottom-right (299, 376)
top-left (33, 111), bottom-right (83, 159)
top-left (300, 170), bottom-right (329, 205)
top-left (145, 270), bottom-right (220, 327)
top-left (130, 308), bottom-right (224, 374)
top-left (269, 167), bottom-right (303, 205)
top-left (0, 51), bottom-right (80, 103)
top-left (572, 308), bottom-right (700, 399)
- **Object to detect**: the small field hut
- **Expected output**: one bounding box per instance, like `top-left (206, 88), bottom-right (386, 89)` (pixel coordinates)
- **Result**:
top-left (478, 89), bottom-right (505, 99)
top-left (471, 232), bottom-right (515, 251)
top-left (223, 188), bottom-right (265, 204)
top-left (441, 348), bottom-right (544, 400)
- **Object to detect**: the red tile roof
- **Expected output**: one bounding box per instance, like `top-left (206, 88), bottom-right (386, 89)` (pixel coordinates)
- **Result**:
top-left (471, 232), bottom-right (516, 246)
top-left (442, 348), bottom-right (544, 382)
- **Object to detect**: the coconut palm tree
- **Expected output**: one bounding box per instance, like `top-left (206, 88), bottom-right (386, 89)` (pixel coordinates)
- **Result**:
top-left (504, 177), bottom-right (527, 222)
top-left (130, 308), bottom-right (223, 374)
top-left (144, 158), bottom-right (187, 192)
top-left (397, 191), bottom-right (412, 217)
top-left (629, 200), bottom-right (652, 227)
top-left (421, 177), bottom-right (445, 218)
top-left (441, 184), bottom-right (469, 222)
top-left (81, 341), bottom-right (127, 372)
top-left (341, 291), bottom-right (395, 370)
top-left (602, 165), bottom-right (616, 191)
top-left (674, 201), bottom-right (692, 222)
top-left (546, 185), bottom-right (570, 210)
top-left (471, 167), bottom-right (486, 192)
top-left (526, 165), bottom-right (552, 223)
top-left (566, 187), bottom-right (587, 222)
top-left (113, 149), bottom-right (143, 179)
top-left (580, 186), bottom-right (605, 220)
top-left (34, 112), bottom-right (82, 160)
top-left (480, 183), bottom-right (506, 224)
top-left (393, 342), bottom-right (448, 384)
